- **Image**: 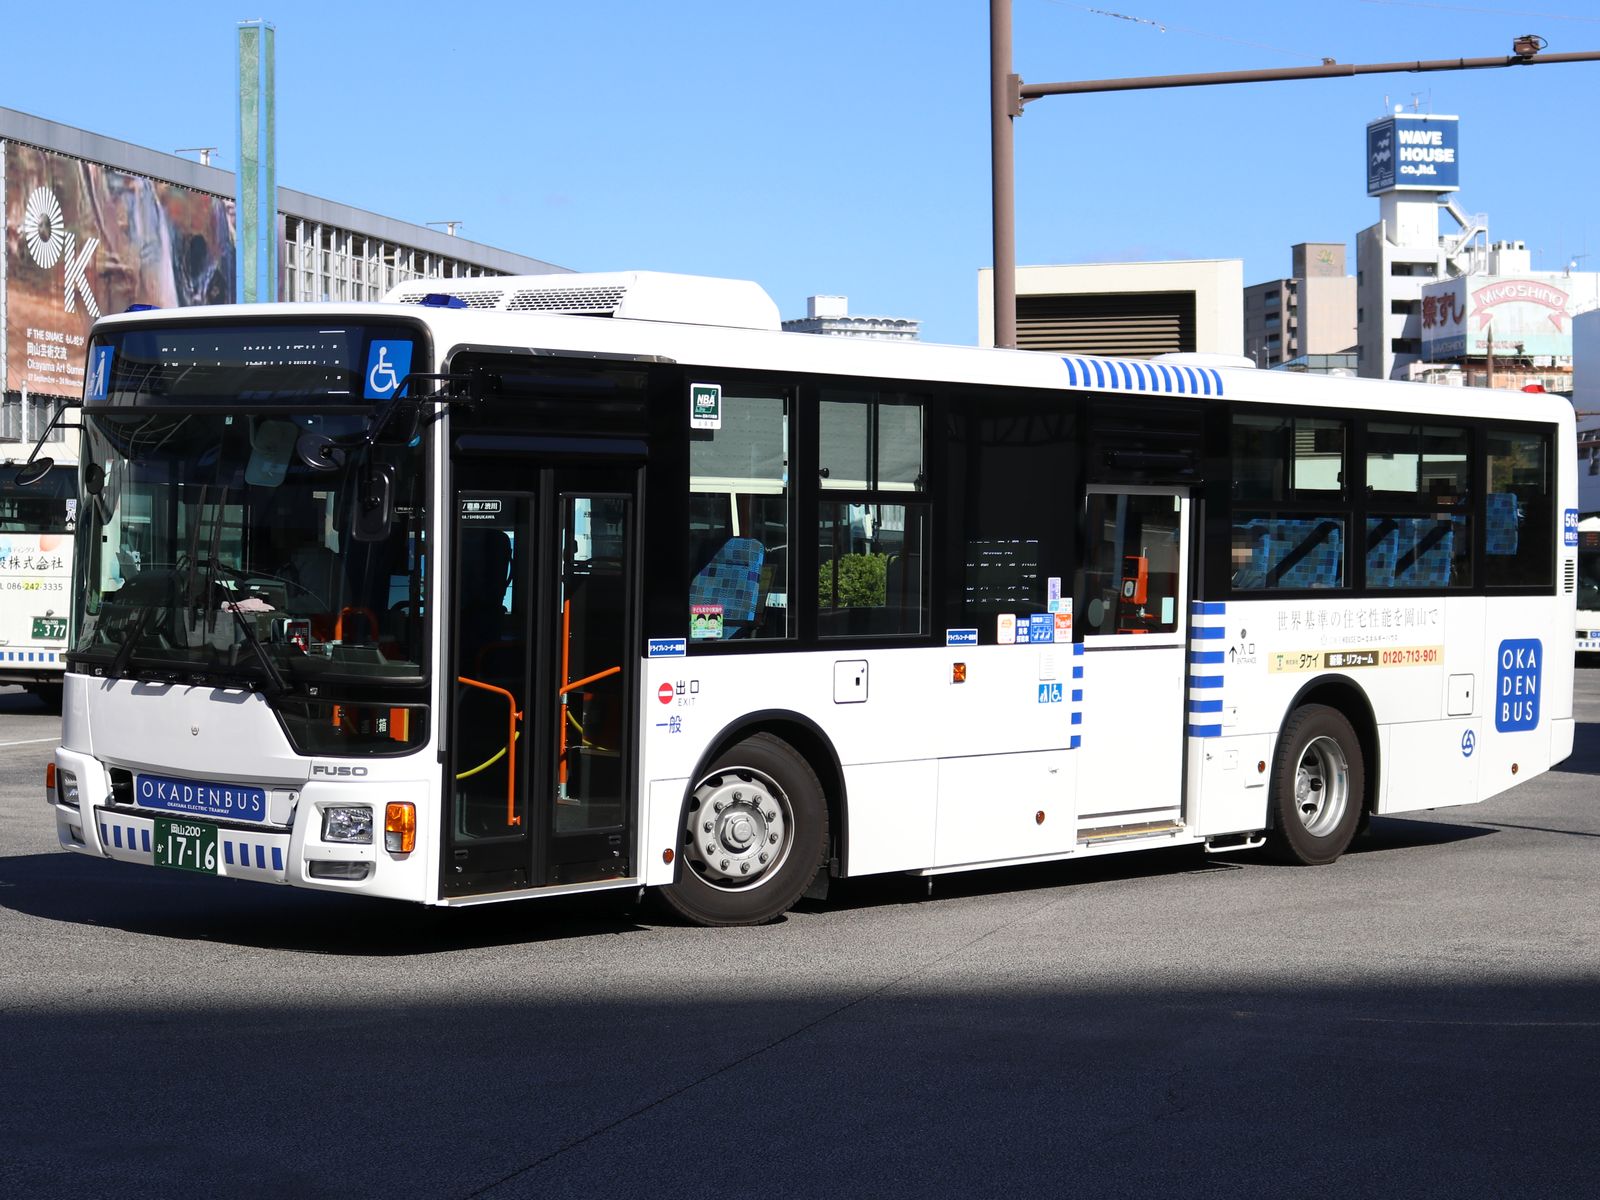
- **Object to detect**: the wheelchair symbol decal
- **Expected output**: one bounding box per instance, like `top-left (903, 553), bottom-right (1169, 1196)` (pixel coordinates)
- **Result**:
top-left (363, 340), bottom-right (413, 399)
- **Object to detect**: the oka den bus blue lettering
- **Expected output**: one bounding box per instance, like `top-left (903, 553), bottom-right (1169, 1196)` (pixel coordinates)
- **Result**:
top-left (1496, 639), bottom-right (1541, 732)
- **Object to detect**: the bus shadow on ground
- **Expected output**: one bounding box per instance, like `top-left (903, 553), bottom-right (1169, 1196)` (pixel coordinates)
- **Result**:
top-left (1, 813), bottom-right (1495, 953)
top-left (0, 686), bottom-right (59, 716)
top-left (1346, 814), bottom-right (1494, 856)
top-left (1556, 720), bottom-right (1600, 775)
top-left (0, 851), bottom-right (654, 954)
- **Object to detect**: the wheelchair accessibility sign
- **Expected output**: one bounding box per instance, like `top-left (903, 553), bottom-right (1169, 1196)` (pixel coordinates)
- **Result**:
top-left (364, 340), bottom-right (413, 399)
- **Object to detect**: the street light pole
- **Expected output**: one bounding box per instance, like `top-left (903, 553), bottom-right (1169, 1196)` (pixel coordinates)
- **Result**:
top-left (990, 0), bottom-right (1019, 351)
top-left (988, 0), bottom-right (1600, 348)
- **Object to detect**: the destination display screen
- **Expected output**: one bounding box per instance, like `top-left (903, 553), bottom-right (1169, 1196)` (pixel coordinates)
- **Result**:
top-left (83, 321), bottom-right (427, 407)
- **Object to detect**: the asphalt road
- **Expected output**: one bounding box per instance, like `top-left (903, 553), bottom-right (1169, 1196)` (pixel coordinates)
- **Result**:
top-left (2, 674), bottom-right (1597, 1199)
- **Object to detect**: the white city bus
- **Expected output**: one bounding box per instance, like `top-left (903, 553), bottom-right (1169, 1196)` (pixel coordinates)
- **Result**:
top-left (1577, 516), bottom-right (1600, 656)
top-left (48, 272), bottom-right (1577, 925)
top-left (0, 460), bottom-right (75, 706)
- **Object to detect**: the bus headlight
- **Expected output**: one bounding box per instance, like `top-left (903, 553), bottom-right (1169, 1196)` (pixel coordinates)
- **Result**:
top-left (322, 806), bottom-right (374, 844)
top-left (57, 768), bottom-right (80, 809)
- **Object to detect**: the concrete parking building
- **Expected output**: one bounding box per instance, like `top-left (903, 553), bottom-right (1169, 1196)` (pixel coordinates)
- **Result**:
top-left (978, 259), bottom-right (1243, 356)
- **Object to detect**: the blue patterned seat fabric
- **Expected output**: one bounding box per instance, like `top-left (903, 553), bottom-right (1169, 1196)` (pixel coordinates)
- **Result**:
top-left (1366, 516), bottom-right (1459, 588)
top-left (689, 537), bottom-right (766, 634)
top-left (1485, 492), bottom-right (1519, 557)
top-left (1237, 518), bottom-right (1343, 589)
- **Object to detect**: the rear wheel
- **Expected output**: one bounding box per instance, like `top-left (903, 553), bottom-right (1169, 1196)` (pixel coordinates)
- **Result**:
top-left (1265, 704), bottom-right (1363, 865)
top-left (661, 733), bottom-right (828, 926)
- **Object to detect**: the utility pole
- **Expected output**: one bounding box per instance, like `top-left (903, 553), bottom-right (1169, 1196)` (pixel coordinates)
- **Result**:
top-left (989, 0), bottom-right (1600, 348)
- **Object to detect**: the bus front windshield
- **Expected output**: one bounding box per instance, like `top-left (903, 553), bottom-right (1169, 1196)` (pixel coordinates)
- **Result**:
top-left (73, 408), bottom-right (427, 692)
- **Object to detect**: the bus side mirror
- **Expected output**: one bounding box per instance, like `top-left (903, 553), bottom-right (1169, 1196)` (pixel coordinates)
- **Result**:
top-left (351, 464), bottom-right (395, 542)
top-left (13, 457), bottom-right (54, 487)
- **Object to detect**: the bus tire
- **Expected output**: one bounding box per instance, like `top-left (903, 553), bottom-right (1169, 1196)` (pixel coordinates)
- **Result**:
top-left (661, 733), bottom-right (828, 927)
top-left (1265, 704), bottom-right (1363, 866)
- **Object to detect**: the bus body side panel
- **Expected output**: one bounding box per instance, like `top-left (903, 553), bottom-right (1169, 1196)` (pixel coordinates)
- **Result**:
top-left (1178, 593), bottom-right (1557, 827)
top-left (635, 643), bottom-right (1084, 882)
top-left (1474, 593), bottom-right (1567, 804)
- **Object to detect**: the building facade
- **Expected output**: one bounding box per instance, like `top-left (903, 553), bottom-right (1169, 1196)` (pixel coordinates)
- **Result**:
top-left (978, 259), bottom-right (1244, 356)
top-left (1243, 242), bottom-right (1356, 368)
top-left (1, 105), bottom-right (566, 454)
top-left (782, 295), bottom-right (919, 341)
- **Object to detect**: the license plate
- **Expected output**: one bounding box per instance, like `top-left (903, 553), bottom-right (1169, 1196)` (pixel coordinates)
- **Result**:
top-left (134, 773), bottom-right (267, 822)
top-left (153, 817), bottom-right (218, 874)
top-left (32, 616), bottom-right (68, 640)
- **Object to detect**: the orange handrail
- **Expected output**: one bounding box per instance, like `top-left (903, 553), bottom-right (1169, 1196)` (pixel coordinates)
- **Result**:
top-left (561, 666), bottom-right (621, 695)
top-left (457, 675), bottom-right (522, 827)
top-left (559, 598), bottom-right (620, 784)
top-left (335, 606), bottom-right (380, 642)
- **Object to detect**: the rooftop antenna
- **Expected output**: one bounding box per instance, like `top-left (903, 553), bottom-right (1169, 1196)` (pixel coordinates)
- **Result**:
top-left (427, 221), bottom-right (462, 237)
top-left (175, 147), bottom-right (219, 166)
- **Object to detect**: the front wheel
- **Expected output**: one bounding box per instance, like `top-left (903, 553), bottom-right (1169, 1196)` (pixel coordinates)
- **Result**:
top-left (1265, 704), bottom-right (1364, 866)
top-left (660, 733), bottom-right (828, 926)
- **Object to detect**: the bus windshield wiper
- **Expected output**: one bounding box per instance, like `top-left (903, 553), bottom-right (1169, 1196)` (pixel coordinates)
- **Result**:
top-left (219, 599), bottom-right (288, 696)
top-left (107, 605), bottom-right (156, 680)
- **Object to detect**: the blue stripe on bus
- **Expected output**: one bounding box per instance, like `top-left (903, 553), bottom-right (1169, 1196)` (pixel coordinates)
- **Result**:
top-left (1072, 689), bottom-right (1083, 702)
top-left (1188, 724), bottom-right (1223, 738)
top-left (141, 828), bottom-right (151, 853)
top-left (272, 847), bottom-right (283, 872)
top-left (1191, 626), bottom-right (1225, 639)
top-left (1071, 712), bottom-right (1082, 725)
top-left (1093, 360), bottom-right (1107, 389)
top-left (1189, 698), bottom-right (1224, 713)
top-left (113, 825), bottom-right (122, 849)
top-left (1073, 643), bottom-right (1084, 656)
top-left (1189, 675), bottom-right (1225, 689)
top-left (1072, 665), bottom-right (1083, 679)
top-left (224, 841), bottom-right (235, 866)
top-left (255, 844), bottom-right (266, 870)
top-left (1070, 735), bottom-right (1081, 749)
top-left (1191, 650), bottom-right (1225, 664)
top-left (1192, 601), bottom-right (1227, 615)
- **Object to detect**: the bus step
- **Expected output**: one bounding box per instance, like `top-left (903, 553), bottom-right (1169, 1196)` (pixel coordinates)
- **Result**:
top-left (1077, 819), bottom-right (1186, 846)
top-left (1204, 833), bottom-right (1266, 854)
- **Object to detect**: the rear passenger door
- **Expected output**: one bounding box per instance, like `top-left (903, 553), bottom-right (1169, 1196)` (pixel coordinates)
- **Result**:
top-left (1074, 487), bottom-right (1191, 834)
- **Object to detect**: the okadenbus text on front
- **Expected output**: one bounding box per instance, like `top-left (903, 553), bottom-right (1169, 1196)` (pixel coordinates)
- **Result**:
top-left (47, 272), bottom-right (1576, 925)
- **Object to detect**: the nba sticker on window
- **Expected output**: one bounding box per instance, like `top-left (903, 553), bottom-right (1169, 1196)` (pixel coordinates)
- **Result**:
top-left (690, 383), bottom-right (722, 430)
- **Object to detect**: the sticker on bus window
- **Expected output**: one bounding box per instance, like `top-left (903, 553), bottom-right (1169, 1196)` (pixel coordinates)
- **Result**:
top-left (691, 604), bottom-right (724, 639)
top-left (1565, 509), bottom-right (1580, 548)
top-left (85, 345), bottom-right (114, 400)
top-left (997, 614), bottom-right (1016, 645)
top-left (364, 340), bottom-right (413, 399)
top-left (1054, 610), bottom-right (1073, 643)
top-left (690, 383), bottom-right (722, 430)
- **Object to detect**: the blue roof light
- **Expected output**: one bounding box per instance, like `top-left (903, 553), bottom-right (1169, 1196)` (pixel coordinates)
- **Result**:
top-left (418, 293), bottom-right (468, 309)
top-left (126, 303), bottom-right (160, 312)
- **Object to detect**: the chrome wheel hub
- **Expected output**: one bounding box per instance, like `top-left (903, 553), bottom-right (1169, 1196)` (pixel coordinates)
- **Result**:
top-left (1294, 734), bottom-right (1350, 838)
top-left (687, 768), bottom-right (791, 889)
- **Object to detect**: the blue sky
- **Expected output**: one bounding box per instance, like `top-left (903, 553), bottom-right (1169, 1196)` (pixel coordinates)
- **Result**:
top-left (4, 1), bottom-right (1598, 344)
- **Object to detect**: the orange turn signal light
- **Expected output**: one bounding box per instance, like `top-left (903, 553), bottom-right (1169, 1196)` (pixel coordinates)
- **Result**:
top-left (385, 802), bottom-right (416, 853)
top-left (951, 662), bottom-right (967, 684)
top-left (662, 848), bottom-right (675, 864)
top-left (45, 762), bottom-right (56, 794)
